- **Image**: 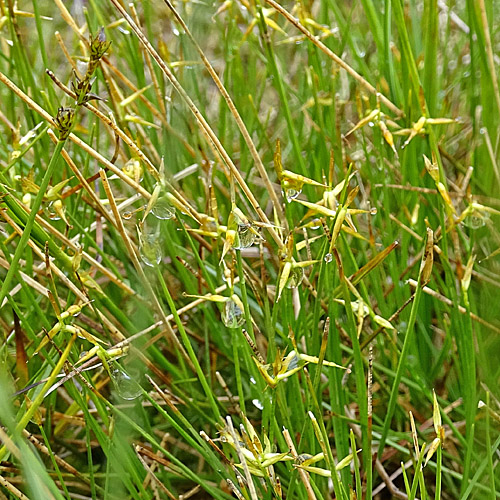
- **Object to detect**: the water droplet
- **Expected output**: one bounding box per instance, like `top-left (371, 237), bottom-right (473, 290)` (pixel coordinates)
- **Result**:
top-left (111, 368), bottom-right (142, 400)
top-left (222, 300), bottom-right (245, 328)
top-left (285, 188), bottom-right (301, 202)
top-left (151, 195), bottom-right (175, 220)
top-left (324, 253), bottom-right (333, 263)
top-left (310, 218), bottom-right (321, 230)
top-left (122, 211), bottom-right (133, 220)
top-left (370, 207), bottom-right (378, 215)
top-left (252, 399), bottom-right (264, 410)
top-left (286, 267), bottom-right (304, 289)
top-left (368, 121), bottom-right (375, 127)
top-left (233, 223), bottom-right (256, 249)
top-left (47, 201), bottom-right (61, 220)
top-left (479, 127), bottom-right (486, 135)
top-left (250, 376), bottom-right (257, 385)
top-left (139, 234), bottom-right (162, 267)
top-left (462, 211), bottom-right (488, 229)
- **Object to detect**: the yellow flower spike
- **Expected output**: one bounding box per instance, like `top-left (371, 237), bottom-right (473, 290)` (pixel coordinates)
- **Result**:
top-left (413, 116), bottom-right (428, 134)
top-left (277, 350), bottom-right (299, 375)
top-left (296, 234), bottom-right (323, 251)
top-left (378, 119), bottom-right (398, 156)
top-left (58, 302), bottom-right (89, 321)
top-left (120, 84), bottom-right (153, 108)
top-left (401, 116), bottom-right (427, 148)
top-left (409, 411), bottom-right (420, 456)
top-left (142, 183), bottom-right (162, 222)
top-left (46, 178), bottom-right (73, 201)
top-left (262, 13), bottom-right (287, 36)
top-left (296, 465), bottom-right (332, 477)
top-left (345, 186), bottom-right (359, 207)
top-left (426, 117), bottom-right (456, 126)
top-left (33, 322), bottom-right (63, 355)
top-left (261, 452), bottom-right (294, 468)
top-left (373, 315), bottom-right (395, 330)
top-left (282, 170), bottom-right (328, 188)
top-left (299, 452), bottom-right (324, 466)
top-left (298, 353), bottom-right (348, 370)
top-left (425, 390), bottom-right (445, 466)
top-left (294, 198), bottom-right (369, 220)
top-left (241, 414), bottom-right (262, 454)
top-left (419, 227), bottom-right (434, 286)
top-left (183, 293), bottom-right (228, 303)
top-left (274, 139), bottom-right (284, 181)
top-left (21, 170), bottom-right (40, 195)
top-left (253, 357), bottom-right (278, 388)
top-left (294, 199), bottom-right (337, 217)
top-left (75, 344), bottom-right (101, 366)
top-left (50, 199), bottom-right (72, 227)
top-left (461, 254), bottom-right (475, 293)
top-left (277, 260), bottom-right (293, 301)
top-left (65, 325), bottom-right (108, 346)
top-left (105, 345), bottom-right (130, 361)
top-left (276, 364), bottom-right (304, 382)
top-left (124, 114), bottom-right (160, 129)
top-left (433, 390), bottom-right (442, 432)
top-left (77, 271), bottom-right (104, 294)
top-left (345, 108), bottom-right (381, 138)
top-left (71, 246), bottom-right (83, 273)
top-left (424, 438), bottom-right (441, 467)
top-left (329, 206), bottom-right (347, 250)
top-left (470, 202), bottom-right (500, 216)
top-left (423, 153), bottom-right (439, 180)
top-left (293, 259), bottom-right (321, 269)
top-left (336, 451), bottom-right (357, 470)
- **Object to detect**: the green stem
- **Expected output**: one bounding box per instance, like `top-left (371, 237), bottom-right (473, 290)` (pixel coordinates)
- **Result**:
top-left (0, 140), bottom-right (65, 306)
top-left (154, 266), bottom-right (222, 422)
top-left (377, 279), bottom-right (424, 459)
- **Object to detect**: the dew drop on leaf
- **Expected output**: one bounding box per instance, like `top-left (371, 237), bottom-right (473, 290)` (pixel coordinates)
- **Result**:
top-left (285, 188), bottom-right (301, 203)
top-left (233, 223), bottom-right (256, 250)
top-left (310, 219), bottom-right (321, 229)
top-left (122, 211), bottom-right (133, 220)
top-left (139, 233), bottom-right (162, 267)
top-left (252, 399), bottom-right (264, 410)
top-left (151, 194), bottom-right (175, 220)
top-left (324, 253), bottom-right (333, 263)
top-left (462, 210), bottom-right (489, 229)
top-left (286, 267), bottom-right (304, 289)
top-left (222, 300), bottom-right (245, 328)
top-left (111, 368), bottom-right (142, 400)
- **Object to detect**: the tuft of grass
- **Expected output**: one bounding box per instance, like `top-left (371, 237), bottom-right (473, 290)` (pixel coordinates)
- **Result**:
top-left (0, 1), bottom-right (499, 499)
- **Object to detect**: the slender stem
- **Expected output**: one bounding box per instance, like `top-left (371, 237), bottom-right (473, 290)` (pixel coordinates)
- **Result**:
top-left (0, 334), bottom-right (76, 460)
top-left (0, 139), bottom-right (65, 306)
top-left (377, 284), bottom-right (423, 459)
top-left (155, 266), bottom-right (222, 422)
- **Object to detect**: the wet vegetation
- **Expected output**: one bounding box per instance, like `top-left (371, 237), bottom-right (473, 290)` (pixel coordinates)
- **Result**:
top-left (0, 0), bottom-right (499, 499)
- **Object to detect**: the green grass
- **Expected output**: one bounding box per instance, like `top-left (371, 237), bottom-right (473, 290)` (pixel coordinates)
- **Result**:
top-left (0, 0), bottom-right (499, 498)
